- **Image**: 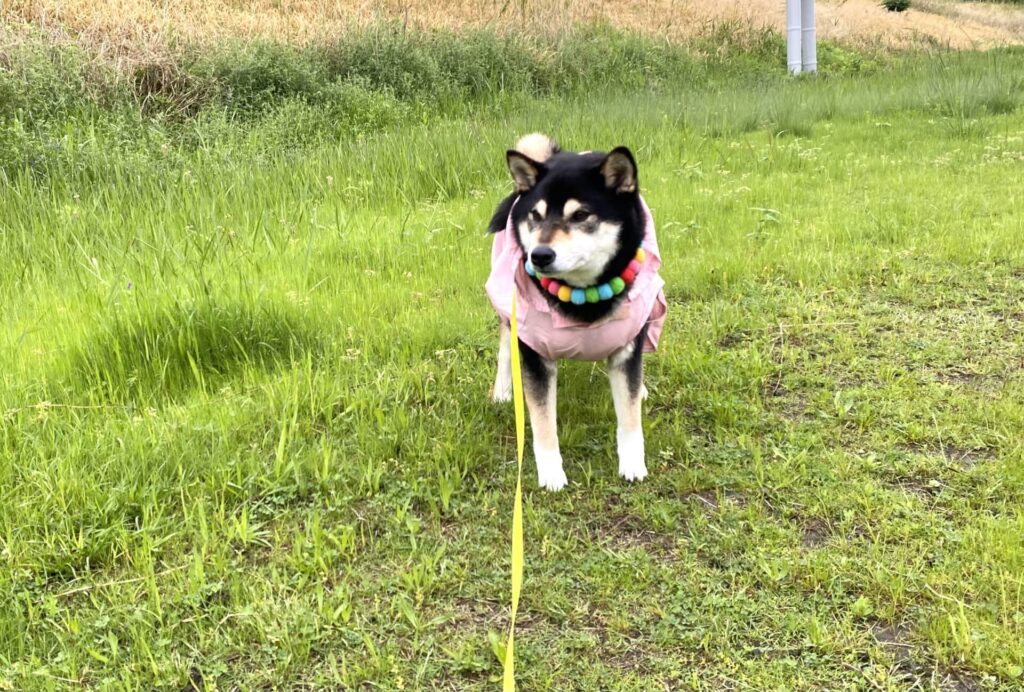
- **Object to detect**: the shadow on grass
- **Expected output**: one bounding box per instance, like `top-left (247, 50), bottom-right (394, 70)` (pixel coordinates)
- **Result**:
top-left (63, 299), bottom-right (321, 406)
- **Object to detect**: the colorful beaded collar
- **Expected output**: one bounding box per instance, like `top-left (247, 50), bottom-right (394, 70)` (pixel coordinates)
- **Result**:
top-left (524, 247), bottom-right (646, 305)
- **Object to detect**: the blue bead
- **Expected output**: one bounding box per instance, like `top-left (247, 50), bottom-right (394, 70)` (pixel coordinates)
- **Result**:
top-left (524, 261), bottom-right (535, 277)
top-left (570, 288), bottom-right (586, 305)
top-left (597, 284), bottom-right (613, 300)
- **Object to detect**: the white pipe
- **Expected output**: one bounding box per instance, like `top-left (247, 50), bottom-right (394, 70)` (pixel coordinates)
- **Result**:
top-left (786, 0), bottom-right (802, 74)
top-left (801, 0), bottom-right (817, 73)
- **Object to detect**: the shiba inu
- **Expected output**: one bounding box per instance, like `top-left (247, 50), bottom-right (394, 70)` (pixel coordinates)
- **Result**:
top-left (485, 134), bottom-right (667, 491)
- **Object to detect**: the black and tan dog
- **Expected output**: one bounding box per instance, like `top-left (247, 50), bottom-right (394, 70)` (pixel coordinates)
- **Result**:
top-left (485, 134), bottom-right (667, 491)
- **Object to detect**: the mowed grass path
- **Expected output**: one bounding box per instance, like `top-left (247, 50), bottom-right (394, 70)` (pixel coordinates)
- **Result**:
top-left (2, 79), bottom-right (1024, 689)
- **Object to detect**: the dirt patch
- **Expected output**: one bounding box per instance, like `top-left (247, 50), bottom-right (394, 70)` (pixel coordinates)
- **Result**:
top-left (687, 489), bottom-right (721, 510)
top-left (592, 512), bottom-right (679, 559)
top-left (940, 671), bottom-right (984, 692)
top-left (761, 378), bottom-right (814, 422)
top-left (179, 666), bottom-right (205, 692)
top-left (940, 444), bottom-right (996, 468)
top-left (717, 330), bottom-right (751, 349)
top-left (679, 488), bottom-right (751, 512)
top-left (779, 394), bottom-right (813, 423)
top-left (602, 634), bottom-right (657, 676)
top-left (871, 620), bottom-right (915, 667)
top-left (438, 594), bottom-right (505, 637)
top-left (896, 476), bottom-right (945, 500)
top-left (723, 490), bottom-right (749, 507)
top-left (900, 442), bottom-right (996, 469)
top-left (935, 368), bottom-right (988, 386)
top-left (802, 518), bottom-right (830, 548)
top-left (870, 620), bottom-right (985, 691)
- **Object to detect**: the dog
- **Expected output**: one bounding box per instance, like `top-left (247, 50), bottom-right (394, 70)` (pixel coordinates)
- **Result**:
top-left (485, 134), bottom-right (667, 491)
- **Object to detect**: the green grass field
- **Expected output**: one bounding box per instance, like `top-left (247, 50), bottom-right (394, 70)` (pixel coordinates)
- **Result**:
top-left (2, 31), bottom-right (1024, 689)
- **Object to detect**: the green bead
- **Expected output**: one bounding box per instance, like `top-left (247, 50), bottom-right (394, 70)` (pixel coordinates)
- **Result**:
top-left (585, 287), bottom-right (600, 303)
top-left (610, 277), bottom-right (626, 295)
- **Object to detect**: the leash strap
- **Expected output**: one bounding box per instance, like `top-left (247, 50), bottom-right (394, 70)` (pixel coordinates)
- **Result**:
top-left (503, 288), bottom-right (525, 691)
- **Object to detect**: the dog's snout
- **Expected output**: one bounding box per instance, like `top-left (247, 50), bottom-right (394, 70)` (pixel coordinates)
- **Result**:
top-left (530, 246), bottom-right (556, 269)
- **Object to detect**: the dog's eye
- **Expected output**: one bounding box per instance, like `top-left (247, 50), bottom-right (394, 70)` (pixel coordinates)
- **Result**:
top-left (569, 209), bottom-right (590, 223)
top-left (529, 209), bottom-right (541, 222)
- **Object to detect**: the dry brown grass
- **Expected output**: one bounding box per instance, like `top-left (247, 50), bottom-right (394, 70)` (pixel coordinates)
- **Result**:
top-left (3, 0), bottom-right (1022, 67)
top-left (917, 0), bottom-right (1024, 36)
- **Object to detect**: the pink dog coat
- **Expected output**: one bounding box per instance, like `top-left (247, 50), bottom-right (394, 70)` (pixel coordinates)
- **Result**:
top-left (486, 196), bottom-right (667, 361)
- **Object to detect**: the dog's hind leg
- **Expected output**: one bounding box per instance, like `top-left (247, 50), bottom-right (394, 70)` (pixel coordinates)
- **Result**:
top-left (492, 318), bottom-right (513, 403)
top-left (519, 340), bottom-right (566, 491)
top-left (608, 327), bottom-right (648, 483)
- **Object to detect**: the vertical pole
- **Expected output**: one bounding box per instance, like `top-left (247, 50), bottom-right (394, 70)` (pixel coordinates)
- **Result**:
top-left (786, 0), bottom-right (802, 74)
top-left (801, 0), bottom-right (817, 73)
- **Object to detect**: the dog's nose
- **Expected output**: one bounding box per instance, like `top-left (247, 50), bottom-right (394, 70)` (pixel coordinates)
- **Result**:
top-left (530, 247), bottom-right (556, 269)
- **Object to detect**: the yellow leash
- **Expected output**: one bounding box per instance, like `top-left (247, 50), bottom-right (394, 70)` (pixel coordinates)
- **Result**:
top-left (503, 288), bottom-right (525, 691)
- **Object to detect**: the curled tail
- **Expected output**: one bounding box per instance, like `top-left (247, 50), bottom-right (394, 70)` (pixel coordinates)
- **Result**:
top-left (488, 133), bottom-right (559, 233)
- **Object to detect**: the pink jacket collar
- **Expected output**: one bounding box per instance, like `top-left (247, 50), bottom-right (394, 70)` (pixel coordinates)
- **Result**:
top-left (485, 196), bottom-right (667, 361)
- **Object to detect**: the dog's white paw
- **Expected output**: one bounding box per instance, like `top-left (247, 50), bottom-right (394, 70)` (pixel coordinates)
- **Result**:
top-left (617, 428), bottom-right (647, 482)
top-left (538, 466), bottom-right (568, 491)
top-left (640, 383), bottom-right (649, 401)
top-left (535, 448), bottom-right (568, 491)
top-left (492, 380), bottom-right (512, 403)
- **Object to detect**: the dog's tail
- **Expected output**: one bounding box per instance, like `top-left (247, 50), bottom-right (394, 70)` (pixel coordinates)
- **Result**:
top-left (514, 133), bottom-right (559, 163)
top-left (488, 134), bottom-right (559, 233)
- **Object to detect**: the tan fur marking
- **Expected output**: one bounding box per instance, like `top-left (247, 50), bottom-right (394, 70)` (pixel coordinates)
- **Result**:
top-left (609, 342), bottom-right (642, 433)
top-left (608, 343), bottom-right (646, 481)
top-left (525, 380), bottom-right (558, 451)
top-left (492, 320), bottom-right (512, 402)
top-left (522, 361), bottom-right (564, 489)
top-left (537, 226), bottom-right (570, 245)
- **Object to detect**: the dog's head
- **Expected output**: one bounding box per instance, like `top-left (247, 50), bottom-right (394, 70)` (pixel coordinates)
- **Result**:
top-left (505, 134), bottom-right (642, 288)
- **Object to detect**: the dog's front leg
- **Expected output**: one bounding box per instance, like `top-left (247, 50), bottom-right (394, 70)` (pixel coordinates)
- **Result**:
top-left (608, 328), bottom-right (648, 482)
top-left (519, 340), bottom-right (566, 491)
top-left (492, 319), bottom-right (513, 403)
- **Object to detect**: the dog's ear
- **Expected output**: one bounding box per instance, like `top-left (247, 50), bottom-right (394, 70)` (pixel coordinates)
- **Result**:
top-left (507, 150), bottom-right (544, 192)
top-left (600, 147), bottom-right (638, 194)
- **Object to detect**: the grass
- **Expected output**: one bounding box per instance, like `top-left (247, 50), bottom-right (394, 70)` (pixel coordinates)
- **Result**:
top-left (7, 0), bottom-right (1023, 59)
top-left (916, 0), bottom-right (1024, 36)
top-left (2, 26), bottom-right (1024, 690)
top-left (0, 23), bottom-right (805, 174)
top-left (1, 0), bottom-right (807, 68)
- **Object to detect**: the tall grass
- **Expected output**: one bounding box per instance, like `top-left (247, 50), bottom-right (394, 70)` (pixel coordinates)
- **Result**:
top-left (4, 24), bottom-right (1022, 183)
top-left (0, 23), bottom-right (840, 176)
